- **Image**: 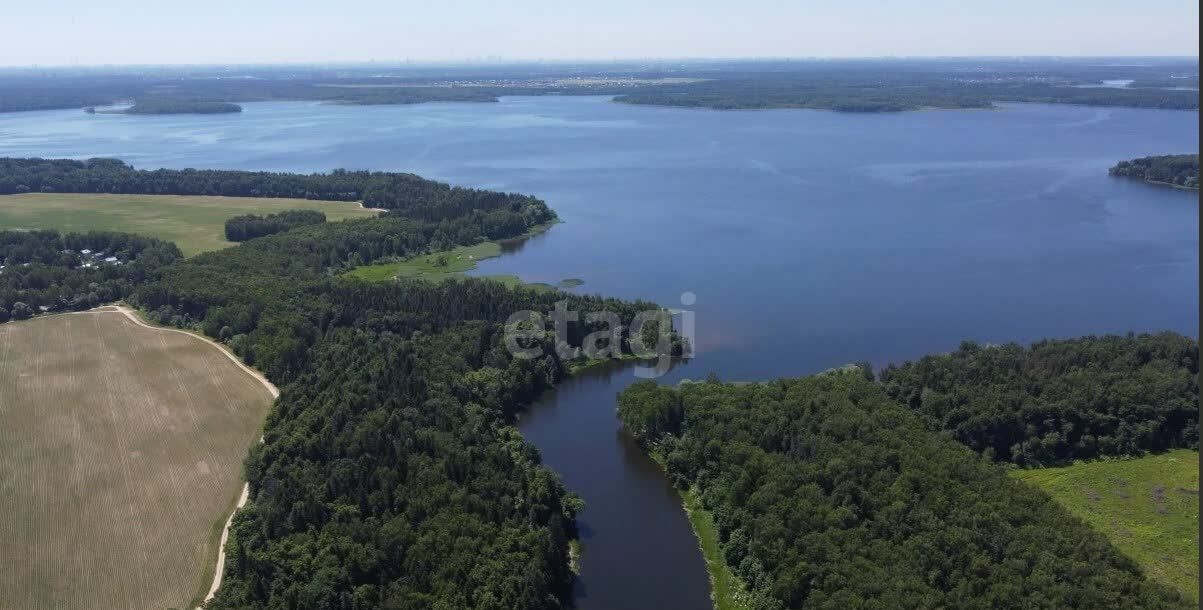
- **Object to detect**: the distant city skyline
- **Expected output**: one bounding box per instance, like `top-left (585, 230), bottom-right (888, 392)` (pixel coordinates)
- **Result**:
top-left (2, 0), bottom-right (1198, 67)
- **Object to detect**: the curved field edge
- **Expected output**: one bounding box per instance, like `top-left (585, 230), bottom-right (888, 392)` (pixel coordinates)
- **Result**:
top-left (0, 307), bottom-right (274, 610)
top-left (190, 483), bottom-right (251, 609)
top-left (1011, 450), bottom-right (1200, 601)
top-left (102, 305), bottom-right (279, 609)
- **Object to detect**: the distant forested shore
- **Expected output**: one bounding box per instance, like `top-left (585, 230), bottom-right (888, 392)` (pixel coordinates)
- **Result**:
top-left (1, 59), bottom-right (1196, 114)
top-left (1110, 154), bottom-right (1199, 189)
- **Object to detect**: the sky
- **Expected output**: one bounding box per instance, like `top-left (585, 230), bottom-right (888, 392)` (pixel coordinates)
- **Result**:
top-left (2, 0), bottom-right (1198, 66)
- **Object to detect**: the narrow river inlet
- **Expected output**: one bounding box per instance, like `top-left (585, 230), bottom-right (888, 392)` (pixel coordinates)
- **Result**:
top-left (518, 362), bottom-right (713, 609)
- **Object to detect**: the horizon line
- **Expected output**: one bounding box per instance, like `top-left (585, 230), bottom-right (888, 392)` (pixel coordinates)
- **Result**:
top-left (1, 54), bottom-right (1198, 71)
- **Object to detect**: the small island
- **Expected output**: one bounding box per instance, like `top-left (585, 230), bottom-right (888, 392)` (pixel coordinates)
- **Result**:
top-left (88, 100), bottom-right (243, 115)
top-left (125, 100), bottom-right (243, 114)
top-left (1110, 154), bottom-right (1199, 189)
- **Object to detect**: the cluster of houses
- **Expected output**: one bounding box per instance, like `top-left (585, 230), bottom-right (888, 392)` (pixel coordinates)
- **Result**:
top-left (0, 249), bottom-right (122, 276)
top-left (75, 248), bottom-right (123, 268)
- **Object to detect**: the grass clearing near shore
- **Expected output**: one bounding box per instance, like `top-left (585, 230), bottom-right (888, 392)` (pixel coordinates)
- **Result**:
top-left (1012, 450), bottom-right (1199, 601)
top-left (344, 222), bottom-right (581, 291)
top-left (345, 240), bottom-right (503, 281)
top-left (0, 192), bottom-right (378, 256)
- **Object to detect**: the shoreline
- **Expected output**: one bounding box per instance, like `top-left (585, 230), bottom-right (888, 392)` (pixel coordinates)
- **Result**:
top-left (642, 449), bottom-right (749, 610)
top-left (343, 219), bottom-right (567, 286)
top-left (1135, 178), bottom-right (1199, 191)
top-left (680, 487), bottom-right (750, 610)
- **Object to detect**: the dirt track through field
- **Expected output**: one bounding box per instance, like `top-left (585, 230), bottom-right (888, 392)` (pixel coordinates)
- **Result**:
top-left (0, 309), bottom-right (275, 610)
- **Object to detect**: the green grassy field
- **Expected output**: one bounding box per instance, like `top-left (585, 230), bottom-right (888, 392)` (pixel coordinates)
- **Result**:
top-left (344, 222), bottom-right (581, 291)
top-left (0, 193), bottom-right (379, 256)
top-left (1012, 450), bottom-right (1199, 600)
top-left (345, 240), bottom-right (504, 281)
top-left (0, 308), bottom-right (274, 610)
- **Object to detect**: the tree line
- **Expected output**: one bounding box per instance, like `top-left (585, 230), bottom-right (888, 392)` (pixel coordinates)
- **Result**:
top-left (225, 209), bottom-right (326, 242)
top-left (618, 370), bottom-right (1193, 610)
top-left (879, 335), bottom-right (1199, 466)
top-left (0, 61), bottom-right (1196, 115)
top-left (0, 157), bottom-right (557, 229)
top-left (1110, 154), bottom-right (1199, 189)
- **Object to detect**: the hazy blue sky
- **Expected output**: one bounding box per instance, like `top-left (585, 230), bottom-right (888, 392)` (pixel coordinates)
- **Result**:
top-left (3, 0), bottom-right (1198, 66)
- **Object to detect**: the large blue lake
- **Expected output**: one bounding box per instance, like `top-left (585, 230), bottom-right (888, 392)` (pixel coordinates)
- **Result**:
top-left (0, 96), bottom-right (1196, 609)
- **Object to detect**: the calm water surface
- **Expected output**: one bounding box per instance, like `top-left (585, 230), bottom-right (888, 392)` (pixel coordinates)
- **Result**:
top-left (1, 97), bottom-right (1196, 609)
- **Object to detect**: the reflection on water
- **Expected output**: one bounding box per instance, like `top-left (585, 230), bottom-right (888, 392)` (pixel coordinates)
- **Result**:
top-left (497, 226), bottom-right (553, 254)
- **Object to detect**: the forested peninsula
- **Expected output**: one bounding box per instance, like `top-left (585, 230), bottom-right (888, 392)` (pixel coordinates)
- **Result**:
top-left (619, 336), bottom-right (1198, 609)
top-left (0, 158), bottom-right (677, 608)
top-left (1, 157), bottom-right (1197, 608)
top-left (1110, 154), bottom-right (1199, 189)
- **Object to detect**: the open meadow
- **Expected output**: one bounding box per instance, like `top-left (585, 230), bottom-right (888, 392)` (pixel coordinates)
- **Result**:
top-left (343, 221), bottom-right (583, 290)
top-left (1012, 450), bottom-right (1200, 601)
top-left (0, 193), bottom-right (378, 256)
top-left (0, 307), bottom-right (274, 610)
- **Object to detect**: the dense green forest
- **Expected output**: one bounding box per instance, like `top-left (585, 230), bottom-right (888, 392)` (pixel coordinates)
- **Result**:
top-left (2, 153), bottom-right (1196, 607)
top-left (0, 159), bottom-right (667, 606)
top-left (0, 229), bottom-right (181, 322)
top-left (618, 371), bottom-right (1193, 610)
top-left (1109, 154), bottom-right (1199, 189)
top-left (134, 231), bottom-right (669, 608)
top-left (38, 162), bottom-right (665, 607)
top-left (880, 335), bottom-right (1199, 465)
top-left (121, 100), bottom-right (243, 114)
top-left (225, 209), bottom-right (327, 241)
top-left (0, 59), bottom-right (1196, 114)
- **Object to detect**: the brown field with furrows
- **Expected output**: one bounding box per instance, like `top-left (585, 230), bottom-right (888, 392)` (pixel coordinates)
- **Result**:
top-left (0, 307), bottom-right (274, 610)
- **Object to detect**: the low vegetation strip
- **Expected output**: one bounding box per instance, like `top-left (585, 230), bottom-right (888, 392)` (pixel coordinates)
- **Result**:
top-left (680, 487), bottom-right (750, 610)
top-left (0, 193), bottom-right (377, 256)
top-left (0, 309), bottom-right (274, 610)
top-left (1012, 450), bottom-right (1200, 601)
